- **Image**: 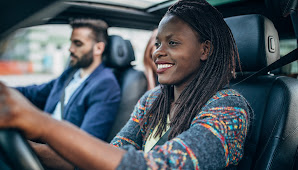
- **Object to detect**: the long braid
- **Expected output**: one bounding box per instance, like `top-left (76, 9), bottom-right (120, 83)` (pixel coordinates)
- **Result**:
top-left (139, 85), bottom-right (173, 139)
top-left (139, 0), bottom-right (239, 140)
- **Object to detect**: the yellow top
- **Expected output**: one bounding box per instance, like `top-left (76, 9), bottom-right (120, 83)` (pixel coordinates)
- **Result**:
top-left (144, 115), bottom-right (170, 153)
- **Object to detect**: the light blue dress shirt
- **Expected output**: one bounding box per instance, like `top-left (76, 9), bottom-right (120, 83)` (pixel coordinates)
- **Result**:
top-left (52, 69), bottom-right (90, 120)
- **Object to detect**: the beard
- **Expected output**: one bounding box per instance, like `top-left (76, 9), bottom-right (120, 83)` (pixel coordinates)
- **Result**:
top-left (69, 49), bottom-right (94, 69)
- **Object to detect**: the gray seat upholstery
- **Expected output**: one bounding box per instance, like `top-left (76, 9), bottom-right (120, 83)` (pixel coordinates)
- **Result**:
top-left (103, 35), bottom-right (148, 142)
top-left (225, 14), bottom-right (298, 169)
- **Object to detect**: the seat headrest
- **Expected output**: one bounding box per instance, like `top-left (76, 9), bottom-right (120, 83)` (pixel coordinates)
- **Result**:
top-left (103, 35), bottom-right (135, 68)
top-left (224, 14), bottom-right (280, 72)
top-left (124, 40), bottom-right (136, 62)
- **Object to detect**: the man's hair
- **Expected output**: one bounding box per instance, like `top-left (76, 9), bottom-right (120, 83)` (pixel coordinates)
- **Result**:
top-left (140, 0), bottom-right (240, 139)
top-left (70, 18), bottom-right (108, 45)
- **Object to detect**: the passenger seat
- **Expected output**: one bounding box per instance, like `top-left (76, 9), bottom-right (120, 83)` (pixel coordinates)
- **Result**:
top-left (103, 35), bottom-right (148, 142)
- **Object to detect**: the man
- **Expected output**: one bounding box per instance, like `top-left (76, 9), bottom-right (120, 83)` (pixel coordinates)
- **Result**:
top-left (16, 18), bottom-right (121, 140)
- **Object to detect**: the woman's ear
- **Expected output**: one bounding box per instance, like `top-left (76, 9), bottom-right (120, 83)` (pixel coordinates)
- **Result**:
top-left (200, 40), bottom-right (213, 61)
top-left (93, 42), bottom-right (105, 56)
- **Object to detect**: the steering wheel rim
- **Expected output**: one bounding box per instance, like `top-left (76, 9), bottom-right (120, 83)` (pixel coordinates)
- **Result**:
top-left (0, 129), bottom-right (44, 170)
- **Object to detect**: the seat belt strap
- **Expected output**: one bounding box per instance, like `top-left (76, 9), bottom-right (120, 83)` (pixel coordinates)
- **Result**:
top-left (233, 48), bottom-right (298, 86)
top-left (60, 69), bottom-right (77, 119)
top-left (150, 128), bottom-right (171, 151)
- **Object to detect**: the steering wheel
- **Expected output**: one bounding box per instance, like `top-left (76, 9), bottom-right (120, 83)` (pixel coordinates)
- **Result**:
top-left (0, 129), bottom-right (44, 170)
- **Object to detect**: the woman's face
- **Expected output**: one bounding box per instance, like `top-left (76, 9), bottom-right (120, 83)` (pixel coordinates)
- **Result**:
top-left (153, 15), bottom-right (208, 89)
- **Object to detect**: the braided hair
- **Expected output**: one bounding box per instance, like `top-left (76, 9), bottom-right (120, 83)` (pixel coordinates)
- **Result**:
top-left (140, 0), bottom-right (239, 140)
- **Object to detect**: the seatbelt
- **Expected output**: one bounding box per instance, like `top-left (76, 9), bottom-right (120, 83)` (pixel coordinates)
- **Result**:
top-left (232, 48), bottom-right (298, 86)
top-left (60, 69), bottom-right (77, 119)
top-left (150, 128), bottom-right (171, 151)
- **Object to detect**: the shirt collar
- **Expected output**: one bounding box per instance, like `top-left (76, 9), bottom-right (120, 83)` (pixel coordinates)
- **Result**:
top-left (73, 69), bottom-right (90, 82)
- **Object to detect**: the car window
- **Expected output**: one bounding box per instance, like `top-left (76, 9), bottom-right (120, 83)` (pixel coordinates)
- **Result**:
top-left (0, 25), bottom-right (152, 86)
top-left (0, 24), bottom-right (71, 86)
top-left (280, 39), bottom-right (298, 78)
top-left (108, 27), bottom-right (153, 71)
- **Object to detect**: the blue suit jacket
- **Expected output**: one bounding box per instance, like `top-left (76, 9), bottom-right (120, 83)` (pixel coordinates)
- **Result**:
top-left (16, 63), bottom-right (121, 140)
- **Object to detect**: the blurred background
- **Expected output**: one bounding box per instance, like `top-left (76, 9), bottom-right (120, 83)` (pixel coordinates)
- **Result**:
top-left (0, 25), bottom-right (152, 86)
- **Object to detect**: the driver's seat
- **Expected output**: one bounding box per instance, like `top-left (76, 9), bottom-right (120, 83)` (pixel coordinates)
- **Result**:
top-left (225, 14), bottom-right (298, 169)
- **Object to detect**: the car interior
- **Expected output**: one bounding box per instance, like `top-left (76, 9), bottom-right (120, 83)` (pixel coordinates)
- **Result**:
top-left (102, 35), bottom-right (148, 142)
top-left (226, 14), bottom-right (298, 169)
top-left (0, 0), bottom-right (297, 169)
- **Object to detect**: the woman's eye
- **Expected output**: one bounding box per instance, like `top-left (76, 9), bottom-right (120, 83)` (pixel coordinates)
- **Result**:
top-left (169, 41), bottom-right (178, 46)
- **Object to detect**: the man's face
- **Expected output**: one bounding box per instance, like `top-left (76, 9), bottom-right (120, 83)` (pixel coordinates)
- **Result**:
top-left (69, 27), bottom-right (95, 68)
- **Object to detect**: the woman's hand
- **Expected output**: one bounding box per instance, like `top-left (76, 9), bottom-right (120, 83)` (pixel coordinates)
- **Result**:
top-left (0, 82), bottom-right (126, 169)
top-left (0, 82), bottom-right (45, 140)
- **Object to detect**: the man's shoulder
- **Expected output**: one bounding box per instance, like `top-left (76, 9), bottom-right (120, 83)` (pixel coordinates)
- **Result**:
top-left (88, 64), bottom-right (120, 91)
top-left (95, 64), bottom-right (115, 76)
top-left (89, 64), bottom-right (117, 81)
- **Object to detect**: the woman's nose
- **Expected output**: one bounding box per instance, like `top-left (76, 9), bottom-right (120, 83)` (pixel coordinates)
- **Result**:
top-left (152, 45), bottom-right (166, 61)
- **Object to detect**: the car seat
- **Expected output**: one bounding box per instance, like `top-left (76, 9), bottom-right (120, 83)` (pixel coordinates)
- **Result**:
top-left (225, 14), bottom-right (298, 169)
top-left (103, 35), bottom-right (148, 142)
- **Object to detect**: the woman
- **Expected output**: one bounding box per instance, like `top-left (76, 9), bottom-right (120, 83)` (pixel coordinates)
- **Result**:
top-left (143, 28), bottom-right (158, 90)
top-left (0, 0), bottom-right (252, 169)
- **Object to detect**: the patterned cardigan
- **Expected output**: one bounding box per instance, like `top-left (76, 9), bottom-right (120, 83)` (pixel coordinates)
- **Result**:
top-left (111, 86), bottom-right (252, 170)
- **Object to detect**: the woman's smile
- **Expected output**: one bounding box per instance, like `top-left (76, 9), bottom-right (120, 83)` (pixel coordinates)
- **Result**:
top-left (156, 62), bottom-right (174, 73)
